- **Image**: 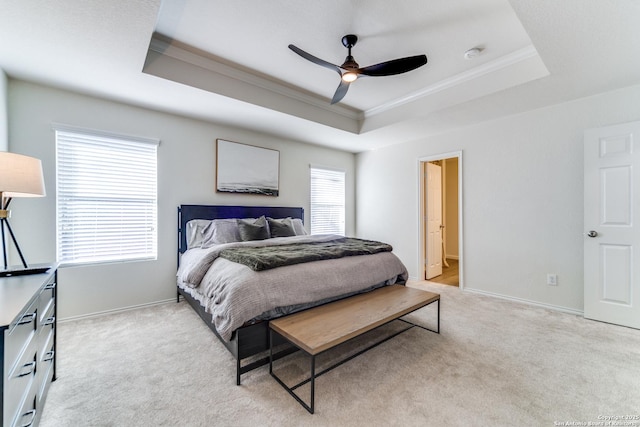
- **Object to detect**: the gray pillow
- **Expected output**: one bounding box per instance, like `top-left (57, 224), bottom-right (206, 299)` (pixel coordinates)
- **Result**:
top-left (267, 217), bottom-right (296, 238)
top-left (237, 216), bottom-right (271, 241)
top-left (200, 219), bottom-right (242, 247)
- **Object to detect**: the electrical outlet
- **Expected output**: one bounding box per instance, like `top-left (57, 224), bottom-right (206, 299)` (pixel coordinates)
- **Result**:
top-left (547, 274), bottom-right (558, 286)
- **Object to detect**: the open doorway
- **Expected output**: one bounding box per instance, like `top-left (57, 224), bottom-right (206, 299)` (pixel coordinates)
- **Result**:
top-left (418, 152), bottom-right (463, 288)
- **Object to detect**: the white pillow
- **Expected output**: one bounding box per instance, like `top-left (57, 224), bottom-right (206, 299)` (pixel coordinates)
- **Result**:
top-left (291, 218), bottom-right (308, 235)
top-left (185, 219), bottom-right (212, 249)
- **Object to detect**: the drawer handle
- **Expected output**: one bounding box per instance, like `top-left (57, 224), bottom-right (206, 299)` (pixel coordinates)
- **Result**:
top-left (18, 361), bottom-right (36, 377)
top-left (44, 350), bottom-right (55, 362)
top-left (43, 316), bottom-right (55, 326)
top-left (44, 282), bottom-right (56, 290)
top-left (18, 312), bottom-right (37, 325)
top-left (18, 409), bottom-right (36, 427)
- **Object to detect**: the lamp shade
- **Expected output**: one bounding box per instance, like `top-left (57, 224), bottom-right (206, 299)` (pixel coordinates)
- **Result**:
top-left (0, 152), bottom-right (46, 198)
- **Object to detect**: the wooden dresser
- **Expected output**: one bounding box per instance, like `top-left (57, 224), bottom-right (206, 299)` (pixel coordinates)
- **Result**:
top-left (1, 265), bottom-right (58, 427)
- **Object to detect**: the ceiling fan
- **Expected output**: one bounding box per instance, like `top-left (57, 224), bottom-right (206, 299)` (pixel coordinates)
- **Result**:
top-left (288, 34), bottom-right (427, 105)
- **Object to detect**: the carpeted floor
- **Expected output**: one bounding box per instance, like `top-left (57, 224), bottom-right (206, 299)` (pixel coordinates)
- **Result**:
top-left (40, 282), bottom-right (640, 426)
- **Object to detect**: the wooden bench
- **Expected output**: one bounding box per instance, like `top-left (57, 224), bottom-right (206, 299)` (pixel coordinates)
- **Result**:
top-left (269, 284), bottom-right (440, 413)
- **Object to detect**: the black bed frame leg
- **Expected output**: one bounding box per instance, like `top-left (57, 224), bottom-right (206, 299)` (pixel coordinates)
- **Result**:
top-left (236, 357), bottom-right (242, 385)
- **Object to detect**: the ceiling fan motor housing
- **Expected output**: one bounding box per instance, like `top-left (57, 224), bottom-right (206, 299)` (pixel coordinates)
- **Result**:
top-left (342, 56), bottom-right (359, 70)
top-left (342, 34), bottom-right (358, 48)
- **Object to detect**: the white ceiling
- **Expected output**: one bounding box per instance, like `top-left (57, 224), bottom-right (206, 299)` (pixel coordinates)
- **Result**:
top-left (1, 0), bottom-right (639, 152)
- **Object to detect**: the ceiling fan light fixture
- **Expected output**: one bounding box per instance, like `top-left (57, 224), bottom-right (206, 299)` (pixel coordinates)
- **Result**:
top-left (341, 71), bottom-right (358, 83)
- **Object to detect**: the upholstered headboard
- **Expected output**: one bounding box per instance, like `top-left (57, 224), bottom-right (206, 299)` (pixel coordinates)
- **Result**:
top-left (177, 204), bottom-right (304, 256)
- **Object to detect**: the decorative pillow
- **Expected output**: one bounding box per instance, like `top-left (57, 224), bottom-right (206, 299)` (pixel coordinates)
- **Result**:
top-left (200, 219), bottom-right (242, 248)
top-left (185, 219), bottom-right (212, 249)
top-left (291, 218), bottom-right (308, 235)
top-left (267, 217), bottom-right (296, 238)
top-left (237, 216), bottom-right (271, 241)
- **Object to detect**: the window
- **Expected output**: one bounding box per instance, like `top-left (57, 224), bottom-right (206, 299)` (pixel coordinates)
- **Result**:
top-left (310, 166), bottom-right (345, 235)
top-left (55, 127), bottom-right (158, 265)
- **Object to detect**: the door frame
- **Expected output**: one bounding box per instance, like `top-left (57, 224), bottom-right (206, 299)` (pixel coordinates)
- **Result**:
top-left (584, 121), bottom-right (640, 329)
top-left (417, 151), bottom-right (464, 288)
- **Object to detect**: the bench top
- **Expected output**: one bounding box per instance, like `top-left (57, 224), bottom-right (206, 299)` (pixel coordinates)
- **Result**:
top-left (269, 284), bottom-right (439, 355)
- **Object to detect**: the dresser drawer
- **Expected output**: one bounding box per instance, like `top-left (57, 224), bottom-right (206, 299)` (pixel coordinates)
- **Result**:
top-left (4, 334), bottom-right (37, 427)
top-left (38, 279), bottom-right (55, 316)
top-left (11, 394), bottom-right (37, 427)
top-left (4, 299), bottom-right (38, 374)
top-left (38, 296), bottom-right (55, 340)
top-left (37, 328), bottom-right (55, 406)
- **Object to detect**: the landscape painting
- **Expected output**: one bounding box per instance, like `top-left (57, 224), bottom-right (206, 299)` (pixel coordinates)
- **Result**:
top-left (216, 139), bottom-right (280, 196)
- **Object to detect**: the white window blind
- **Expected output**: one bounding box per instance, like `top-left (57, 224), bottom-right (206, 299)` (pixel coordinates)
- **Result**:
top-left (56, 128), bottom-right (158, 265)
top-left (310, 167), bottom-right (345, 235)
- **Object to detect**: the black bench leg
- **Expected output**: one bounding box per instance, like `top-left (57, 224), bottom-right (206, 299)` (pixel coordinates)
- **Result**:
top-left (437, 298), bottom-right (440, 333)
top-left (310, 355), bottom-right (315, 414)
top-left (270, 328), bottom-right (315, 414)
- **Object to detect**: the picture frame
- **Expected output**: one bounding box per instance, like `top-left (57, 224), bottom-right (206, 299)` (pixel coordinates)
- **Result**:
top-left (216, 139), bottom-right (280, 196)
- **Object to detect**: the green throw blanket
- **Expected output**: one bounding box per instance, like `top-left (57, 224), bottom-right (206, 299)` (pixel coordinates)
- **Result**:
top-left (218, 237), bottom-right (392, 271)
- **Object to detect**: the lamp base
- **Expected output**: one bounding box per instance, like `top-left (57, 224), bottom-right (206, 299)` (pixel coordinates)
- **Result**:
top-left (0, 264), bottom-right (51, 277)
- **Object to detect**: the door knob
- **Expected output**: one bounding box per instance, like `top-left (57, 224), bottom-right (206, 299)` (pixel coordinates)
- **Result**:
top-left (587, 230), bottom-right (598, 238)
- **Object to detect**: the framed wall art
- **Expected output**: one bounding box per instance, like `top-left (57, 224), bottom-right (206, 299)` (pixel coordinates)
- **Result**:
top-left (216, 139), bottom-right (280, 196)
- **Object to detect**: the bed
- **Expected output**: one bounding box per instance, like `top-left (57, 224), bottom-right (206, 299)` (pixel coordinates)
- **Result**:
top-left (176, 204), bottom-right (408, 384)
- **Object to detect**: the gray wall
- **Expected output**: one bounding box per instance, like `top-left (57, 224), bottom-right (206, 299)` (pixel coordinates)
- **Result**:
top-left (8, 80), bottom-right (355, 319)
top-left (356, 83), bottom-right (640, 313)
top-left (0, 69), bottom-right (7, 150)
top-left (11, 76), bottom-right (640, 319)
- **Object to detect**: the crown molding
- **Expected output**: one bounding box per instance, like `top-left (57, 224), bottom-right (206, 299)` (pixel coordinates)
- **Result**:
top-left (148, 35), bottom-right (361, 121)
top-left (364, 45), bottom-right (541, 118)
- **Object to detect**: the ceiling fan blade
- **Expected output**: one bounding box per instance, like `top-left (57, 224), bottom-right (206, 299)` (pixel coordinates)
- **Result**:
top-left (331, 80), bottom-right (350, 104)
top-left (288, 45), bottom-right (342, 76)
top-left (359, 54), bottom-right (427, 77)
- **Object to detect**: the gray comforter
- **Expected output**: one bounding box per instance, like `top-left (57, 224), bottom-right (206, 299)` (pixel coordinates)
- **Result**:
top-left (176, 234), bottom-right (408, 341)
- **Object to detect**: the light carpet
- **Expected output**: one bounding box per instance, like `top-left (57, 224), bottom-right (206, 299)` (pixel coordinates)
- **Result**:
top-left (40, 282), bottom-right (640, 426)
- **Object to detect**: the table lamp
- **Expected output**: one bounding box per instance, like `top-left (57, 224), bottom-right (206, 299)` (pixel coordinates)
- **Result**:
top-left (0, 151), bottom-right (49, 277)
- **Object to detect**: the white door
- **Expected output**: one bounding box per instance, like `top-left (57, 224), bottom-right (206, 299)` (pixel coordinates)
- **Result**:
top-left (584, 121), bottom-right (640, 329)
top-left (426, 162), bottom-right (443, 279)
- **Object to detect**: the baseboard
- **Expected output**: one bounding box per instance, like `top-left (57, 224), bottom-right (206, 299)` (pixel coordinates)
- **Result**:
top-left (59, 298), bottom-right (177, 323)
top-left (463, 287), bottom-right (584, 316)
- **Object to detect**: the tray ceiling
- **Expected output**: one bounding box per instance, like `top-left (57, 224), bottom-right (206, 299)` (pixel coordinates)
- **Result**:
top-left (1, 1), bottom-right (639, 152)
